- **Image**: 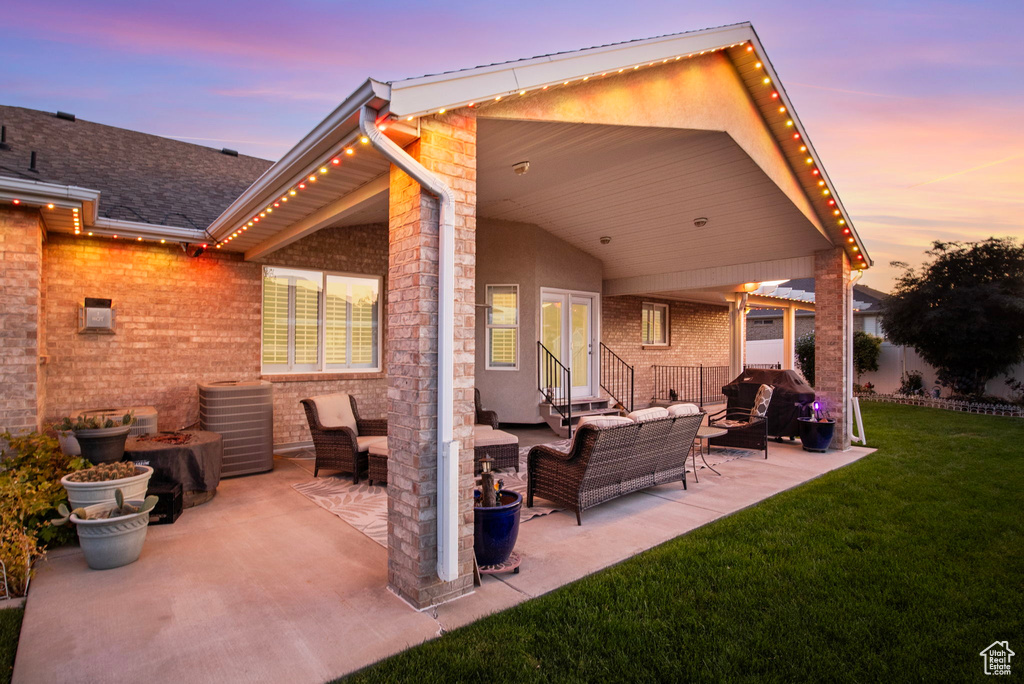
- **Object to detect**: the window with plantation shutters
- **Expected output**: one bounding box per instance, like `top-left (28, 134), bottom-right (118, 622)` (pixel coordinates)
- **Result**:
top-left (261, 266), bottom-right (380, 374)
top-left (486, 284), bottom-right (518, 370)
top-left (641, 302), bottom-right (669, 346)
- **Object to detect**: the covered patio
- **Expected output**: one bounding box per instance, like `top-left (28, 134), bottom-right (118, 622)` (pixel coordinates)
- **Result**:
top-left (185, 23), bottom-right (867, 609)
top-left (14, 435), bottom-right (872, 682)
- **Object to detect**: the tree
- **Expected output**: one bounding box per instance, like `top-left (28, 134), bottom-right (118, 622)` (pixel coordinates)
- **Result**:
top-left (793, 331), bottom-right (882, 388)
top-left (880, 238), bottom-right (1024, 397)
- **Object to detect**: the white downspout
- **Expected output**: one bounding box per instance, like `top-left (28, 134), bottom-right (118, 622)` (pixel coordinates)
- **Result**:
top-left (359, 106), bottom-right (459, 583)
top-left (848, 268), bottom-right (864, 446)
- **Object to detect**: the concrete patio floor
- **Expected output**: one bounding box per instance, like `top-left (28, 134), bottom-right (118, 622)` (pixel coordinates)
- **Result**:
top-left (14, 432), bottom-right (873, 683)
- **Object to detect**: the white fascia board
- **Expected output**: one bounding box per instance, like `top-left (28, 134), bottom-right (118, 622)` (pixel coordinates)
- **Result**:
top-left (207, 79), bottom-right (390, 241)
top-left (91, 217), bottom-right (207, 241)
top-left (389, 23), bottom-right (754, 116)
top-left (0, 176), bottom-right (101, 222)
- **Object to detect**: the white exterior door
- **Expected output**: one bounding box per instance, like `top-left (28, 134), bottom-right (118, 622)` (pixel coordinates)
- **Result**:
top-left (540, 289), bottom-right (598, 399)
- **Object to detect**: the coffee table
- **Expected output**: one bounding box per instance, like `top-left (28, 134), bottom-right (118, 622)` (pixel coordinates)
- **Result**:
top-left (693, 426), bottom-right (727, 482)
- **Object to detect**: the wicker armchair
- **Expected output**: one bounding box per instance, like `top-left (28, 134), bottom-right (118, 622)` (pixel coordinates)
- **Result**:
top-left (707, 407), bottom-right (770, 458)
top-left (475, 388), bottom-right (499, 428)
top-left (301, 395), bottom-right (387, 483)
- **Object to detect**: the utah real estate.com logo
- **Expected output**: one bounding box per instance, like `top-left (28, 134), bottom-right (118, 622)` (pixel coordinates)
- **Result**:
top-left (979, 641), bottom-right (1014, 676)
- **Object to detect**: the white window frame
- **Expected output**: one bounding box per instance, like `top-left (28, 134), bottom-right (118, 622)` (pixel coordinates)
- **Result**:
top-left (486, 284), bottom-right (519, 371)
top-left (641, 301), bottom-right (670, 347)
top-left (261, 265), bottom-right (382, 374)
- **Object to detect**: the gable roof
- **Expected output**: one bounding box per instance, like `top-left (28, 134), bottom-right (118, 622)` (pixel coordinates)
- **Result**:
top-left (206, 22), bottom-right (870, 273)
top-left (0, 105), bottom-right (272, 231)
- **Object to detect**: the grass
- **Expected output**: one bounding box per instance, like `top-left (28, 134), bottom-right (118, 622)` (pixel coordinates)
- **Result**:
top-left (0, 607), bottom-right (23, 684)
top-left (343, 403), bottom-right (1023, 682)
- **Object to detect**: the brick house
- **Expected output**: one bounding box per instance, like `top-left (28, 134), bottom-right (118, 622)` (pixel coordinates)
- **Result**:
top-left (0, 23), bottom-right (869, 608)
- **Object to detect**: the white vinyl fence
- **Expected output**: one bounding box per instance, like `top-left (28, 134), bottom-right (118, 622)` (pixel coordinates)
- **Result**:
top-left (745, 339), bottom-right (1023, 401)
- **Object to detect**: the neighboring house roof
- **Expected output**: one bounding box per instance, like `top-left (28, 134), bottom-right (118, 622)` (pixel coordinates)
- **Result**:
top-left (748, 278), bottom-right (886, 317)
top-left (0, 105), bottom-right (272, 231)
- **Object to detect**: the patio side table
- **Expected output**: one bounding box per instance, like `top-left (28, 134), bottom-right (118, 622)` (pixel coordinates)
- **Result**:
top-left (693, 426), bottom-right (727, 482)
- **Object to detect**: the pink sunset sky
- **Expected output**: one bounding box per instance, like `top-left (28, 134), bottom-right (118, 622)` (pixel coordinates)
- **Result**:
top-left (3, 0), bottom-right (1021, 290)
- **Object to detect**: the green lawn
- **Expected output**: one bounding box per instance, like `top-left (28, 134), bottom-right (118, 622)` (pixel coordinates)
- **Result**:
top-left (343, 403), bottom-right (1023, 682)
top-left (0, 607), bottom-right (23, 684)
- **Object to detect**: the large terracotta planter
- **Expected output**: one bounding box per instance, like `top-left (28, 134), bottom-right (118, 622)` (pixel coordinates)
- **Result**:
top-left (70, 502), bottom-right (152, 570)
top-left (74, 425), bottom-right (131, 464)
top-left (61, 465), bottom-right (153, 510)
top-left (474, 490), bottom-right (522, 567)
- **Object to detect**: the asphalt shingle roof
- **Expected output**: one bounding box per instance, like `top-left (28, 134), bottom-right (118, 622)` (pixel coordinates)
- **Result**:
top-left (0, 105), bottom-right (272, 231)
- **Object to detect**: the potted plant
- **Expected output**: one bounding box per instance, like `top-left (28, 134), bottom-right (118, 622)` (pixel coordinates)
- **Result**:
top-left (60, 460), bottom-right (153, 510)
top-left (473, 456), bottom-right (522, 568)
top-left (53, 489), bottom-right (158, 570)
top-left (54, 412), bottom-right (134, 464)
top-left (797, 401), bottom-right (836, 452)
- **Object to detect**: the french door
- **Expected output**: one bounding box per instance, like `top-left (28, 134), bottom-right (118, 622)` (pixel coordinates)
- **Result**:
top-left (540, 289), bottom-right (599, 399)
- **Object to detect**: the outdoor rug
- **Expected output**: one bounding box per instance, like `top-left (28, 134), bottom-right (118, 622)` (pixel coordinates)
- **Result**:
top-left (287, 446), bottom-right (561, 548)
top-left (286, 440), bottom-right (759, 548)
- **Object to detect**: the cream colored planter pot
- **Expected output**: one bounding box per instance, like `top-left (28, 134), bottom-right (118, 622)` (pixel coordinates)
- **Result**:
top-left (60, 465), bottom-right (153, 510)
top-left (71, 502), bottom-right (151, 570)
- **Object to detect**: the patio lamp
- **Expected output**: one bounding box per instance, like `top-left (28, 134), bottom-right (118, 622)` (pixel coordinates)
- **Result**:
top-left (480, 455), bottom-right (493, 474)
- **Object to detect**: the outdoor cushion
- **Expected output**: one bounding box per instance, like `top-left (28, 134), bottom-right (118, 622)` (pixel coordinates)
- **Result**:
top-left (750, 384), bottom-right (775, 419)
top-left (667, 403), bottom-right (701, 417)
top-left (474, 424), bottom-right (494, 436)
top-left (310, 393), bottom-right (358, 434)
top-left (356, 435), bottom-right (387, 453)
top-left (474, 429), bottom-right (519, 447)
top-left (577, 415), bottom-right (634, 429)
top-left (627, 407), bottom-right (670, 423)
top-left (367, 442), bottom-right (389, 457)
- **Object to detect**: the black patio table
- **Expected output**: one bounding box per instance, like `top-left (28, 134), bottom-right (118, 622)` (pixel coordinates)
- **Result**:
top-left (124, 430), bottom-right (223, 507)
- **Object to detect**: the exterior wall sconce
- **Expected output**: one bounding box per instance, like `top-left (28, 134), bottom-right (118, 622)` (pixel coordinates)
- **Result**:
top-left (79, 297), bottom-right (115, 334)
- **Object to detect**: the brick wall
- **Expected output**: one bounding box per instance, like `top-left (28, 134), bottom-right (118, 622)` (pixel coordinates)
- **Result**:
top-left (746, 314), bottom-right (815, 341)
top-left (386, 111), bottom-right (477, 609)
top-left (256, 223), bottom-right (389, 444)
top-left (601, 295), bottom-right (729, 406)
top-left (0, 207), bottom-right (44, 433)
top-left (41, 224), bottom-right (388, 444)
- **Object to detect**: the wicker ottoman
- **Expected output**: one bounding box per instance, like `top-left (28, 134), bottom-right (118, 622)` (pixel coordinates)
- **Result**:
top-left (367, 443), bottom-right (389, 486)
top-left (473, 426), bottom-right (520, 472)
top-left (363, 429), bottom-right (520, 486)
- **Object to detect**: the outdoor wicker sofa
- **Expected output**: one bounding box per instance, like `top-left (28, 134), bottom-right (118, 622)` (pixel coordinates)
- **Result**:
top-left (300, 394), bottom-right (387, 483)
top-left (527, 407), bottom-right (704, 525)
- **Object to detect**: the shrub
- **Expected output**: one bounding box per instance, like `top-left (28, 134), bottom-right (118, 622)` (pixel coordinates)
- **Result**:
top-left (899, 371), bottom-right (925, 396)
top-left (0, 432), bottom-right (89, 597)
top-left (794, 331), bottom-right (883, 388)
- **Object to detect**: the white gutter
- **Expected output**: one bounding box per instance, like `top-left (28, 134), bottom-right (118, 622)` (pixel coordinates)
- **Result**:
top-left (207, 79), bottom-right (390, 241)
top-left (358, 105), bottom-right (459, 583)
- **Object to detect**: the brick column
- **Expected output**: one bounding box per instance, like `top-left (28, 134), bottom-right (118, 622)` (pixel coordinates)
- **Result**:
top-left (386, 112), bottom-right (477, 609)
top-left (814, 247), bottom-right (852, 450)
top-left (0, 207), bottom-right (45, 434)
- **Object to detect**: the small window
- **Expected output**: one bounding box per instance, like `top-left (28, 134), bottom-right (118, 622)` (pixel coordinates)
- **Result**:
top-left (262, 266), bottom-right (380, 374)
top-left (487, 285), bottom-right (518, 370)
top-left (641, 302), bottom-right (669, 346)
